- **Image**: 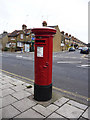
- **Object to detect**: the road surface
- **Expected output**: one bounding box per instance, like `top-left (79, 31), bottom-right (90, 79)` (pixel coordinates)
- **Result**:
top-left (0, 50), bottom-right (89, 103)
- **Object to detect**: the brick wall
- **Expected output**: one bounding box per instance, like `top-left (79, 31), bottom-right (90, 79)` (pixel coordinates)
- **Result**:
top-left (53, 26), bottom-right (62, 52)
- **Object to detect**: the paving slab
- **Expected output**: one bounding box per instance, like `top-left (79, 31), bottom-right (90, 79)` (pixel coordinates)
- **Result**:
top-left (2, 75), bottom-right (7, 78)
top-left (48, 112), bottom-right (65, 118)
top-left (2, 95), bottom-right (17, 107)
top-left (12, 98), bottom-right (36, 112)
top-left (0, 89), bottom-right (2, 98)
top-left (56, 103), bottom-right (84, 118)
top-left (24, 83), bottom-right (34, 94)
top-left (0, 98), bottom-right (2, 108)
top-left (0, 80), bottom-right (7, 85)
top-left (3, 76), bottom-right (12, 80)
top-left (12, 90), bottom-right (31, 100)
top-left (79, 117), bottom-right (88, 120)
top-left (3, 78), bottom-right (12, 83)
top-left (0, 83), bottom-right (2, 89)
top-left (28, 90), bottom-right (63, 107)
top-left (54, 97), bottom-right (69, 107)
top-left (2, 88), bottom-right (15, 97)
top-left (32, 104), bottom-right (58, 117)
top-left (15, 108), bottom-right (44, 118)
top-left (2, 105), bottom-right (20, 118)
top-left (0, 72), bottom-right (90, 120)
top-left (10, 84), bottom-right (26, 92)
top-left (2, 83), bottom-right (13, 90)
top-left (0, 109), bottom-right (2, 120)
top-left (82, 107), bottom-right (90, 119)
top-left (67, 100), bottom-right (88, 110)
top-left (24, 86), bottom-right (34, 95)
top-left (10, 79), bottom-right (25, 86)
top-left (9, 78), bottom-right (19, 83)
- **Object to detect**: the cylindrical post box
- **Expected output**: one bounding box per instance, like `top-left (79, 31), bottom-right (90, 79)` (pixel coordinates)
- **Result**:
top-left (32, 27), bottom-right (56, 101)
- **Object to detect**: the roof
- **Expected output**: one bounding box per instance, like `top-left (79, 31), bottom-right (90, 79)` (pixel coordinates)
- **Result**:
top-left (8, 30), bottom-right (20, 37)
top-left (47, 25), bottom-right (58, 28)
top-left (0, 32), bottom-right (8, 39)
top-left (8, 29), bottom-right (31, 37)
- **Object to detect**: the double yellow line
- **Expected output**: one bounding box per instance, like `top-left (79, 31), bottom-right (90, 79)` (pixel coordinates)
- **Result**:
top-left (0, 69), bottom-right (90, 101)
top-left (0, 69), bottom-right (34, 82)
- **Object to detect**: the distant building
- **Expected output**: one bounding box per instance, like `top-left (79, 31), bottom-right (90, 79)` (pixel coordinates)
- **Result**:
top-left (48, 25), bottom-right (62, 52)
top-left (7, 22), bottom-right (86, 52)
top-left (86, 43), bottom-right (90, 47)
top-left (42, 21), bottom-right (63, 52)
top-left (7, 24), bottom-right (34, 52)
top-left (42, 21), bottom-right (86, 51)
top-left (0, 31), bottom-right (8, 50)
top-left (64, 33), bottom-right (86, 48)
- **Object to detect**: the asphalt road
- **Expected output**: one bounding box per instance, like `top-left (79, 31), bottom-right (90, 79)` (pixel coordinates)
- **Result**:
top-left (0, 50), bottom-right (89, 103)
top-left (53, 51), bottom-right (88, 98)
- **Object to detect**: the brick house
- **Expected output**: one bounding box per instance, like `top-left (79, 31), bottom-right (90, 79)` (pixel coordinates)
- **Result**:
top-left (0, 31), bottom-right (8, 50)
top-left (64, 32), bottom-right (86, 49)
top-left (48, 25), bottom-right (63, 52)
top-left (42, 21), bottom-right (64, 52)
top-left (7, 22), bottom-right (86, 52)
top-left (8, 24), bottom-right (34, 52)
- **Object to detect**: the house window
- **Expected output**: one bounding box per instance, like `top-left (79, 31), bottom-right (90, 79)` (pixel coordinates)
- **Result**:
top-left (20, 34), bottom-right (23, 39)
top-left (17, 42), bottom-right (23, 47)
top-left (26, 36), bottom-right (28, 39)
top-left (11, 37), bottom-right (15, 40)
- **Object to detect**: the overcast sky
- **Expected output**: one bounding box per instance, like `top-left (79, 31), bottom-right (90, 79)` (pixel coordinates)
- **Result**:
top-left (0, 0), bottom-right (89, 43)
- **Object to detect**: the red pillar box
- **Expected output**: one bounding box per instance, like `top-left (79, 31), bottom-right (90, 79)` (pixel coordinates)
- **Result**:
top-left (32, 27), bottom-right (56, 101)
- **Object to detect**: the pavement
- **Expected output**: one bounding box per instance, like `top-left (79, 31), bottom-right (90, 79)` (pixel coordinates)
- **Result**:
top-left (0, 72), bottom-right (90, 120)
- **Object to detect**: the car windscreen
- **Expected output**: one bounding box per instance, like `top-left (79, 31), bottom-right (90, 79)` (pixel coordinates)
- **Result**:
top-left (82, 47), bottom-right (88, 50)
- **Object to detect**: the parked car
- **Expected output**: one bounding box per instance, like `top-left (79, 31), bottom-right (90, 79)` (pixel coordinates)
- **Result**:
top-left (88, 47), bottom-right (90, 52)
top-left (69, 47), bottom-right (75, 52)
top-left (78, 47), bottom-right (82, 50)
top-left (80, 47), bottom-right (89, 54)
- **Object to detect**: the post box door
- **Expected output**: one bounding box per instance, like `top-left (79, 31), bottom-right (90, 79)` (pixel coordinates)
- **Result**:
top-left (35, 42), bottom-right (50, 86)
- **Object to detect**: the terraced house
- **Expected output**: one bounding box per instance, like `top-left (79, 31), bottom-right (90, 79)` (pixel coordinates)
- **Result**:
top-left (42, 21), bottom-right (86, 51)
top-left (42, 21), bottom-right (64, 52)
top-left (7, 24), bottom-right (34, 52)
top-left (7, 22), bottom-right (86, 52)
top-left (62, 32), bottom-right (86, 49)
top-left (0, 31), bottom-right (8, 51)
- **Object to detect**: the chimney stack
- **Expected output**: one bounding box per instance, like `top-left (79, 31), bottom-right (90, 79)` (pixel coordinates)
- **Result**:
top-left (69, 34), bottom-right (71, 37)
top-left (65, 33), bottom-right (68, 36)
top-left (22, 24), bottom-right (27, 30)
top-left (61, 31), bottom-right (64, 35)
top-left (42, 21), bottom-right (47, 27)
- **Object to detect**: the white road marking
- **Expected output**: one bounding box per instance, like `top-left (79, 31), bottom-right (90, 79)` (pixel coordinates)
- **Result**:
top-left (81, 65), bottom-right (90, 67)
top-left (16, 55), bottom-right (22, 58)
top-left (77, 64), bottom-right (90, 68)
top-left (57, 61), bottom-right (82, 64)
top-left (23, 57), bottom-right (32, 60)
top-left (16, 56), bottom-right (33, 61)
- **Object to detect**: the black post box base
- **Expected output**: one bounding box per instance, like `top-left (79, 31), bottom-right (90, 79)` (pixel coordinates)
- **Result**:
top-left (34, 83), bottom-right (52, 101)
